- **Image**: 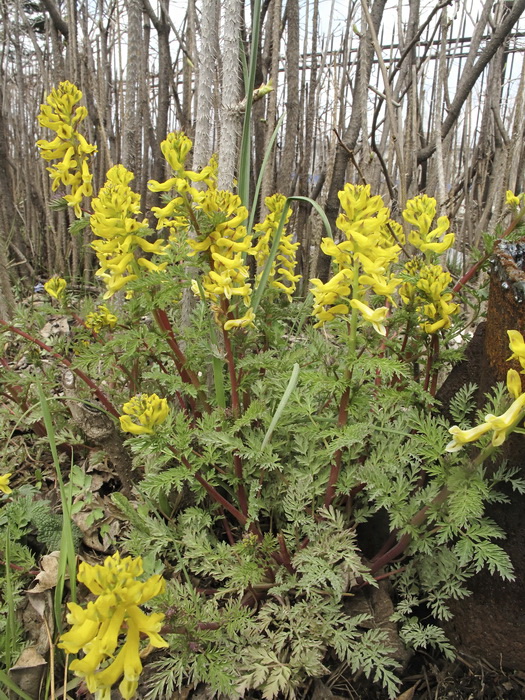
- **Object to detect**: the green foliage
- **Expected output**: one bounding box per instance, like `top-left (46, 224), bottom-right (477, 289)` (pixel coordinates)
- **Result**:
top-left (30, 499), bottom-right (82, 552)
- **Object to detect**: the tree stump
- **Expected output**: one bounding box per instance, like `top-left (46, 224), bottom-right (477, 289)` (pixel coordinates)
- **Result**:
top-left (438, 240), bottom-right (525, 670)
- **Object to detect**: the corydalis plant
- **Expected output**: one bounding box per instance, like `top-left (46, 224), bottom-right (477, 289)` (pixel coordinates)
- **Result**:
top-left (58, 553), bottom-right (168, 700)
top-left (91, 165), bottom-right (169, 299)
top-left (37, 81), bottom-right (96, 216)
top-left (20, 82), bottom-right (525, 700)
top-left (310, 184), bottom-right (401, 334)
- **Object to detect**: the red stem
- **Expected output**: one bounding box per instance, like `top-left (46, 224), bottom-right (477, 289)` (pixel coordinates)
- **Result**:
top-left (277, 533), bottom-right (296, 574)
top-left (233, 453), bottom-right (249, 518)
top-left (221, 302), bottom-right (240, 418)
top-left (168, 445), bottom-right (247, 526)
top-left (368, 486), bottom-right (450, 575)
top-left (452, 209), bottom-right (525, 295)
top-left (0, 320), bottom-right (120, 418)
top-left (152, 308), bottom-right (201, 391)
top-left (429, 335), bottom-right (440, 396)
top-left (324, 385), bottom-right (350, 507)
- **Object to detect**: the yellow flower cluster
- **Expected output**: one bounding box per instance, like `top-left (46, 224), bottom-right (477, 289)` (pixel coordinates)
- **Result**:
top-left (148, 132), bottom-right (217, 236)
top-left (58, 553), bottom-right (168, 700)
top-left (148, 133), bottom-right (254, 330)
top-left (400, 260), bottom-right (459, 334)
top-left (119, 393), bottom-right (169, 435)
top-left (310, 184), bottom-right (401, 333)
top-left (91, 166), bottom-right (168, 299)
top-left (44, 276), bottom-right (67, 301)
top-left (85, 305), bottom-right (118, 333)
top-left (37, 82), bottom-right (97, 217)
top-left (189, 189), bottom-right (255, 330)
top-left (506, 190), bottom-right (525, 211)
top-left (446, 331), bottom-right (525, 452)
top-left (252, 194), bottom-right (301, 301)
top-left (402, 194), bottom-right (455, 255)
top-left (0, 473), bottom-right (12, 495)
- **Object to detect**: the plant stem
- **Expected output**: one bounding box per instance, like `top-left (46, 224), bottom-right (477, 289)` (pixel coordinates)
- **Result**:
top-left (368, 486), bottom-right (450, 576)
top-left (323, 384), bottom-right (350, 508)
top-left (221, 301), bottom-right (241, 417)
top-left (429, 334), bottom-right (440, 396)
top-left (349, 261), bottom-right (360, 357)
top-left (152, 308), bottom-right (201, 391)
top-left (169, 445), bottom-right (247, 526)
top-left (0, 320), bottom-right (120, 418)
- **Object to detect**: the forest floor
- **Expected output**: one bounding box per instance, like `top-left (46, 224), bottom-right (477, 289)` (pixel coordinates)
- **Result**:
top-left (308, 653), bottom-right (525, 699)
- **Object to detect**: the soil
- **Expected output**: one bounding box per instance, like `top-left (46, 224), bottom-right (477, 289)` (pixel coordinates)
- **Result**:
top-left (315, 653), bottom-right (525, 699)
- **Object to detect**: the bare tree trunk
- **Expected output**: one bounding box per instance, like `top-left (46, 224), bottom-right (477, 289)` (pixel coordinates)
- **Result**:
top-left (192, 0), bottom-right (219, 170)
top-left (296, 0), bottom-right (318, 287)
top-left (142, 0), bottom-right (173, 182)
top-left (259, 0), bottom-right (282, 205)
top-left (0, 84), bottom-right (18, 317)
top-left (277, 0), bottom-right (299, 195)
top-left (121, 0), bottom-right (142, 178)
top-left (417, 0), bottom-right (525, 165)
top-left (316, 0), bottom-right (388, 280)
top-left (182, 0), bottom-right (197, 138)
top-left (218, 0), bottom-right (241, 190)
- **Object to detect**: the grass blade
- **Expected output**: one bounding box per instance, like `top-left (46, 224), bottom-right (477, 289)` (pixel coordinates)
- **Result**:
top-left (196, 278), bottom-right (226, 408)
top-left (3, 527), bottom-right (16, 671)
top-left (261, 363), bottom-right (300, 449)
top-left (246, 112), bottom-right (286, 238)
top-left (238, 0), bottom-right (262, 209)
top-left (36, 384), bottom-right (77, 633)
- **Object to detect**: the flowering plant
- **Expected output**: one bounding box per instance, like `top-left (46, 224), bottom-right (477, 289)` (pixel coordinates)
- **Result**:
top-left (3, 82), bottom-right (525, 700)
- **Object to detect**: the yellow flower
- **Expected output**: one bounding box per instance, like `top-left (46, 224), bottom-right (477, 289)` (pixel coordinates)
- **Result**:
top-left (400, 262), bottom-right (458, 334)
top-left (252, 194), bottom-right (301, 301)
top-left (506, 190), bottom-right (522, 209)
top-left (507, 368), bottom-right (522, 399)
top-left (445, 422), bottom-right (493, 452)
top-left (335, 185), bottom-right (400, 275)
top-left (37, 82), bottom-right (96, 217)
top-left (349, 299), bottom-right (389, 336)
top-left (507, 330), bottom-right (525, 371)
top-left (119, 394), bottom-right (169, 435)
top-left (188, 190), bottom-right (255, 327)
top-left (59, 553), bottom-right (168, 700)
top-left (447, 330), bottom-right (525, 452)
top-left (223, 308), bottom-right (256, 331)
top-left (484, 392), bottom-right (525, 447)
top-left (148, 132), bottom-right (217, 237)
top-left (44, 277), bottom-right (67, 300)
top-left (310, 269), bottom-right (353, 327)
top-left (403, 195), bottom-right (455, 256)
top-left (0, 473), bottom-right (12, 495)
top-left (91, 166), bottom-right (168, 298)
top-left (85, 305), bottom-right (118, 333)
top-left (311, 184), bottom-right (401, 329)
top-left (446, 389), bottom-right (525, 452)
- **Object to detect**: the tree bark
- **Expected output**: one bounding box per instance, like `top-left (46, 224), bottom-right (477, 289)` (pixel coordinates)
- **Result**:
top-left (192, 0), bottom-right (219, 170)
top-left (121, 0), bottom-right (143, 180)
top-left (218, 0), bottom-right (242, 190)
top-left (277, 0), bottom-right (299, 195)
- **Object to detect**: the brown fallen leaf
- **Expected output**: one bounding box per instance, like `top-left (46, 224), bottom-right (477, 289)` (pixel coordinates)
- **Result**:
top-left (396, 684), bottom-right (418, 700)
top-left (28, 552), bottom-right (61, 593)
top-left (9, 646), bottom-right (47, 700)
